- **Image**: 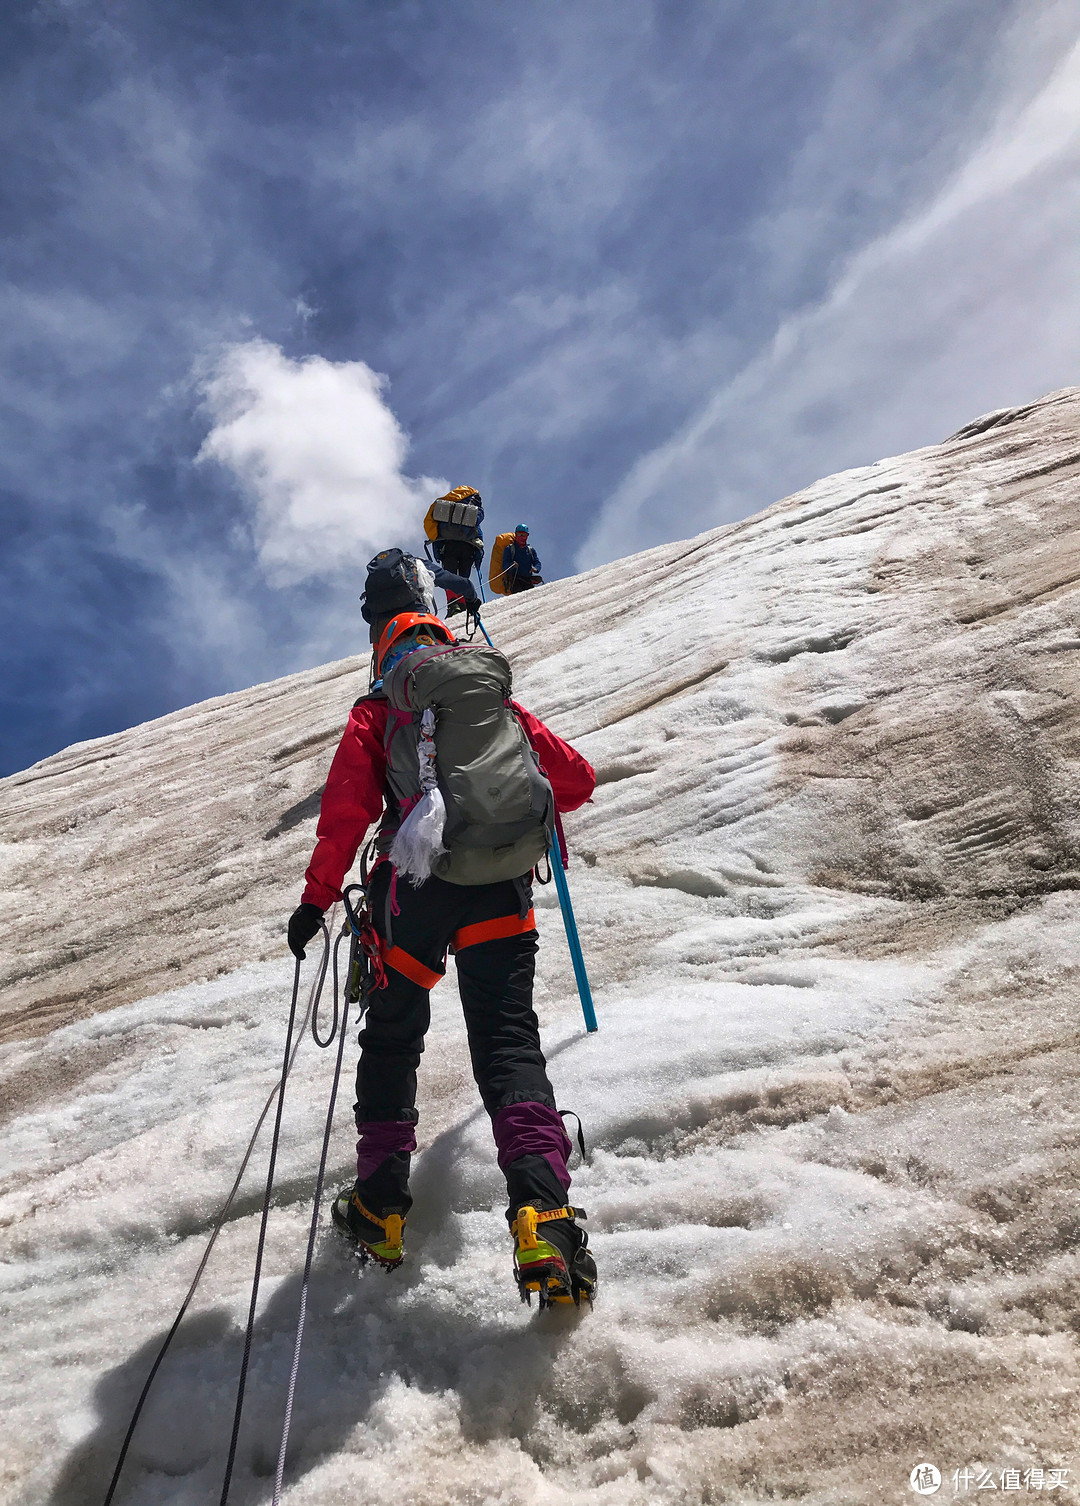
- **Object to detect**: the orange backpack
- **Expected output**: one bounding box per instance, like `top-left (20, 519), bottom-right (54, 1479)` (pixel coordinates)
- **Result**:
top-left (488, 532), bottom-right (517, 595)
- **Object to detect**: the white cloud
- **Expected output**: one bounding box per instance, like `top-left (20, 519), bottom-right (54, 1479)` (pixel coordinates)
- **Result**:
top-left (578, 17), bottom-right (1080, 568)
top-left (197, 339), bottom-right (444, 585)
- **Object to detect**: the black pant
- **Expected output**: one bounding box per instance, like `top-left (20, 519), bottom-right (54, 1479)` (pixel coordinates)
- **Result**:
top-left (356, 865), bottom-right (554, 1124)
top-left (433, 539), bottom-right (480, 581)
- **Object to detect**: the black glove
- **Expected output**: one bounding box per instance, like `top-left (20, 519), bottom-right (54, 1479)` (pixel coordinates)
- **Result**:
top-left (288, 902), bottom-right (324, 959)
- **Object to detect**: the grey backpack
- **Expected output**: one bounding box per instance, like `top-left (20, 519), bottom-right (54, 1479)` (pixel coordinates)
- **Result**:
top-left (431, 496), bottom-right (481, 542)
top-left (382, 642), bottom-right (554, 885)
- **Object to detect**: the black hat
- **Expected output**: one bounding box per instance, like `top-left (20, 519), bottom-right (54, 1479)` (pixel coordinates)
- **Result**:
top-left (360, 549), bottom-right (434, 625)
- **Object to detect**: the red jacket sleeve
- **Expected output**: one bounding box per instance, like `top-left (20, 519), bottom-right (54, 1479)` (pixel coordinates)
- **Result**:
top-left (301, 698), bottom-right (388, 910)
top-left (511, 701), bottom-right (596, 812)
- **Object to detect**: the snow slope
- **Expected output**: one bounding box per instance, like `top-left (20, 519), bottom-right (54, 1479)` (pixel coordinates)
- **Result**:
top-left (2, 389), bottom-right (1080, 1503)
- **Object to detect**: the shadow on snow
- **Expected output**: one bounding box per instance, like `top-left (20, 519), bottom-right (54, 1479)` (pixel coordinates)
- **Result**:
top-left (51, 1060), bottom-right (592, 1506)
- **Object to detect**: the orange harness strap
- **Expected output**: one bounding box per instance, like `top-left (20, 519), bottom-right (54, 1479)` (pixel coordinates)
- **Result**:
top-left (380, 943), bottom-right (445, 991)
top-left (453, 909), bottom-right (536, 952)
top-left (380, 911), bottom-right (536, 985)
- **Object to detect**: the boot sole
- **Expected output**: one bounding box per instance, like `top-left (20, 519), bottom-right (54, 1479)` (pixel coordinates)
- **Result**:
top-left (515, 1254), bottom-right (596, 1309)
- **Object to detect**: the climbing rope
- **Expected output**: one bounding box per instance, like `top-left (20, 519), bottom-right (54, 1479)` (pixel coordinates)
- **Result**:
top-left (271, 894), bottom-right (374, 1503)
top-left (102, 918), bottom-right (333, 1506)
top-left (218, 940), bottom-right (309, 1504)
top-left (225, 886), bottom-right (384, 1505)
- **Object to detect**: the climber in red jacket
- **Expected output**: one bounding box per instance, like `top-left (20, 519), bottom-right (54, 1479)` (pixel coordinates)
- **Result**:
top-left (287, 548), bottom-right (598, 1306)
top-left (298, 696), bottom-right (593, 910)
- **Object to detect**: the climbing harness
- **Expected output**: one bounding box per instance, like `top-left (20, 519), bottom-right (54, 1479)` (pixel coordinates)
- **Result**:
top-left (102, 884), bottom-right (387, 1506)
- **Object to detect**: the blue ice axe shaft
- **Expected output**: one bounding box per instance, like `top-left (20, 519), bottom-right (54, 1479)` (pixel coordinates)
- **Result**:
top-left (550, 814), bottom-right (598, 1033)
top-left (475, 563), bottom-right (487, 602)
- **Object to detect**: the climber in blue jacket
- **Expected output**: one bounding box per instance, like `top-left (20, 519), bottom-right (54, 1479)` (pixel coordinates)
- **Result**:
top-left (502, 525), bottom-right (543, 594)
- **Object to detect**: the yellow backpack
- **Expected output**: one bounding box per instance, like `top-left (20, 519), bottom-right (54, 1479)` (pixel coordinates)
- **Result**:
top-left (426, 486), bottom-right (481, 544)
top-left (488, 532), bottom-right (517, 595)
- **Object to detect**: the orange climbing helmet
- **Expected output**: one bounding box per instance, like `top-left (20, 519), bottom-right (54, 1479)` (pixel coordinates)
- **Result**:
top-left (374, 611), bottom-right (454, 671)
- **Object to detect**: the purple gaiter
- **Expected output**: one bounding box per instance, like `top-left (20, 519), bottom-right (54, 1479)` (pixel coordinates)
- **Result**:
top-left (356, 1120), bottom-right (417, 1181)
top-left (492, 1102), bottom-right (573, 1190)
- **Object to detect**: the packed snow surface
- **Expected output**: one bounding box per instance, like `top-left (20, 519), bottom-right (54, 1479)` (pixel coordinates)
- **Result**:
top-left (3, 389), bottom-right (1080, 1503)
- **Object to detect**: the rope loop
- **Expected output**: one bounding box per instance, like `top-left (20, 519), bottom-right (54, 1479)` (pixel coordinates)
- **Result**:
top-left (310, 920), bottom-right (338, 1047)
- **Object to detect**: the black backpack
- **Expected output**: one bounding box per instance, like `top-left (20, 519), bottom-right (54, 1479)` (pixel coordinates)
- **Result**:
top-left (361, 549), bottom-right (432, 624)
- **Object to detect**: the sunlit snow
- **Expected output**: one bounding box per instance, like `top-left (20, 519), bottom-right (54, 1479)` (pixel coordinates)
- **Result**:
top-left (3, 391), bottom-right (1080, 1503)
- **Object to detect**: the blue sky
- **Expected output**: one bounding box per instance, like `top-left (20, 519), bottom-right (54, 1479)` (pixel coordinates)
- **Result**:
top-left (2, 0), bottom-right (1079, 775)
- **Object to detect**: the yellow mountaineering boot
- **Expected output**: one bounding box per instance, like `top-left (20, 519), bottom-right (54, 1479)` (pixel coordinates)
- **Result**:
top-left (511, 1204), bottom-right (597, 1308)
top-left (331, 1184), bottom-right (406, 1269)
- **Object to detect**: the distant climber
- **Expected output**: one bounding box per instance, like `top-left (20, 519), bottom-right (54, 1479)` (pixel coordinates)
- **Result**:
top-left (286, 548), bottom-right (598, 1307)
top-left (424, 485), bottom-right (484, 616)
top-left (500, 524), bottom-right (543, 594)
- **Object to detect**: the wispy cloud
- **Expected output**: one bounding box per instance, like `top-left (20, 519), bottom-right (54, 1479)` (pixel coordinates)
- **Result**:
top-left (4, 0), bottom-right (1074, 773)
top-left (578, 9), bottom-right (1080, 566)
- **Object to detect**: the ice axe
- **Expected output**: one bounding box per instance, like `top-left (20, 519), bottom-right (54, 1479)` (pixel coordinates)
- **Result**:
top-left (551, 809), bottom-right (598, 1033)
